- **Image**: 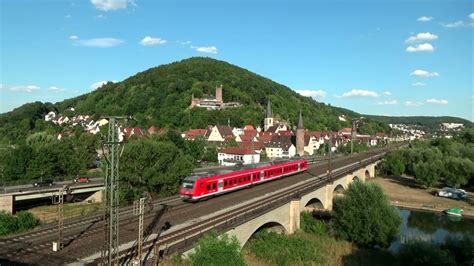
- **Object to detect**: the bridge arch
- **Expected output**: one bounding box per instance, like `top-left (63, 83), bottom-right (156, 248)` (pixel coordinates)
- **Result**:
top-left (352, 176), bottom-right (360, 182)
top-left (303, 198), bottom-right (324, 212)
top-left (237, 220), bottom-right (288, 248)
top-left (365, 169), bottom-right (370, 179)
top-left (333, 184), bottom-right (345, 194)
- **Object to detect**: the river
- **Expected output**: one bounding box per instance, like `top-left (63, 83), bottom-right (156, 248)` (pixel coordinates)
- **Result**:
top-left (389, 208), bottom-right (474, 252)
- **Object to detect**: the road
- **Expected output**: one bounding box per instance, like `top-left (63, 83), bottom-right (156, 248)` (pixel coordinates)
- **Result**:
top-left (0, 177), bottom-right (104, 194)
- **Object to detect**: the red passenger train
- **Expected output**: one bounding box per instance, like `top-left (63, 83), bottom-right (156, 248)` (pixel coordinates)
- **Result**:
top-left (179, 159), bottom-right (308, 201)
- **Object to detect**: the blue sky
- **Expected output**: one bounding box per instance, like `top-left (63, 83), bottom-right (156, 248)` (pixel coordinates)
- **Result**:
top-left (1, 0), bottom-right (473, 120)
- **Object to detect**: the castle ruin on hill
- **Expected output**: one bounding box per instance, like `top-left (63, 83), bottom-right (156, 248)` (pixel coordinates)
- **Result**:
top-left (190, 85), bottom-right (241, 110)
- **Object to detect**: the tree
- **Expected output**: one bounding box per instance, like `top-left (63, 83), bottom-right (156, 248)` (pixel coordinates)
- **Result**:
top-left (119, 138), bottom-right (194, 202)
top-left (332, 182), bottom-right (401, 247)
top-left (189, 232), bottom-right (246, 266)
top-left (414, 161), bottom-right (441, 188)
top-left (442, 157), bottom-right (474, 187)
top-left (382, 150), bottom-right (405, 176)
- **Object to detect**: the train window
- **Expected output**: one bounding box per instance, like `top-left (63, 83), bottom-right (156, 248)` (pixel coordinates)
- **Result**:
top-left (224, 180), bottom-right (227, 186)
top-left (207, 184), bottom-right (211, 190)
top-left (239, 178), bottom-right (242, 183)
top-left (212, 183), bottom-right (216, 189)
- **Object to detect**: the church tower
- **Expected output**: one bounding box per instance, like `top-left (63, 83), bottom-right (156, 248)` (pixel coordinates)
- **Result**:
top-left (296, 109), bottom-right (305, 157)
top-left (264, 99), bottom-right (274, 131)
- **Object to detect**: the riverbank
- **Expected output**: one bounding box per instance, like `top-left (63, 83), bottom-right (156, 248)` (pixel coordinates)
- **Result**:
top-left (369, 175), bottom-right (474, 218)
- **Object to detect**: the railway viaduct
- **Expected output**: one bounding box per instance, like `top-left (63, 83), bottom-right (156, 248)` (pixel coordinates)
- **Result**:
top-left (223, 163), bottom-right (375, 248)
top-left (183, 162), bottom-right (377, 252)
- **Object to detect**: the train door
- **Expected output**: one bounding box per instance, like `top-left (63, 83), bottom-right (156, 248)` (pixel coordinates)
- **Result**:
top-left (260, 171), bottom-right (265, 181)
top-left (298, 163), bottom-right (301, 171)
top-left (218, 179), bottom-right (224, 192)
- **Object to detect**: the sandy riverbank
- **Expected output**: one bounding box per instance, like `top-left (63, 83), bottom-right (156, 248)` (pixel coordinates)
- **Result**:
top-left (369, 175), bottom-right (474, 218)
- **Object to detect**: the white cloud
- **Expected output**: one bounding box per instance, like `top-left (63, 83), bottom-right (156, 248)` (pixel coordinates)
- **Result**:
top-left (442, 21), bottom-right (465, 28)
top-left (140, 36), bottom-right (167, 46)
top-left (65, 14), bottom-right (72, 19)
top-left (73, 37), bottom-right (123, 47)
top-left (404, 101), bottom-right (423, 107)
top-left (48, 86), bottom-right (67, 92)
top-left (341, 89), bottom-right (378, 98)
top-left (191, 45), bottom-right (218, 54)
top-left (406, 43), bottom-right (434, 52)
top-left (417, 16), bottom-right (433, 22)
top-left (9, 85), bottom-right (40, 93)
top-left (410, 69), bottom-right (439, 77)
top-left (90, 0), bottom-right (131, 11)
top-left (469, 13), bottom-right (474, 20)
top-left (295, 89), bottom-right (327, 99)
top-left (90, 80), bottom-right (117, 90)
top-left (412, 82), bottom-right (427, 87)
top-left (69, 35), bottom-right (79, 40)
top-left (383, 91), bottom-right (392, 96)
top-left (426, 98), bottom-right (448, 105)
top-left (405, 32), bottom-right (438, 43)
top-left (377, 100), bottom-right (398, 105)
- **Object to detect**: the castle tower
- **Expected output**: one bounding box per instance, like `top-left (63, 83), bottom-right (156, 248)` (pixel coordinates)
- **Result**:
top-left (264, 99), bottom-right (274, 131)
top-left (296, 109), bottom-right (305, 157)
top-left (216, 85), bottom-right (223, 104)
top-left (190, 93), bottom-right (198, 107)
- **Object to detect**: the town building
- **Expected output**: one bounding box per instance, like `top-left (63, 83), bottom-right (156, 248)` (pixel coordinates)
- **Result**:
top-left (218, 147), bottom-right (260, 166)
top-left (296, 110), bottom-right (305, 157)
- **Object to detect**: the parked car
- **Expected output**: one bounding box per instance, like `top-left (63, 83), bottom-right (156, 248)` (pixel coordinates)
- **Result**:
top-left (33, 179), bottom-right (54, 187)
top-left (74, 176), bottom-right (90, 183)
top-left (437, 187), bottom-right (467, 200)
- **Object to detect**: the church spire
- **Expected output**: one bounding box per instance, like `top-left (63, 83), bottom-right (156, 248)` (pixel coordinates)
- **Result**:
top-left (266, 99), bottom-right (273, 118)
top-left (297, 109), bottom-right (304, 129)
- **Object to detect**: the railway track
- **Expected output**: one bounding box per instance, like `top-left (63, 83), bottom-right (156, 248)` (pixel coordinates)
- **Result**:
top-left (0, 145), bottom-right (401, 264)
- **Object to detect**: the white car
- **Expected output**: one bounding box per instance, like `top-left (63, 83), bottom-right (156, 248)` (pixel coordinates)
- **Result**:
top-left (438, 187), bottom-right (467, 200)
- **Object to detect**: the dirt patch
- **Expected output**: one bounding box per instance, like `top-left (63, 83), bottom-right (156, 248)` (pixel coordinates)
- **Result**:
top-left (369, 175), bottom-right (474, 217)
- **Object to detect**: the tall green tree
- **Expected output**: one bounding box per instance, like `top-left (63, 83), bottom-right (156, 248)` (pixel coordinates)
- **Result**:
top-left (332, 182), bottom-right (401, 247)
top-left (414, 161), bottom-right (441, 188)
top-left (119, 138), bottom-right (194, 202)
top-left (382, 150), bottom-right (405, 176)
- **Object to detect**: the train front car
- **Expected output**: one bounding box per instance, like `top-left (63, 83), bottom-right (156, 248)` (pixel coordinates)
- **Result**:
top-left (179, 176), bottom-right (200, 201)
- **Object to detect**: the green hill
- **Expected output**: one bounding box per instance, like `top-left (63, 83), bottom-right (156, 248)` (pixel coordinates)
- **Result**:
top-left (3, 57), bottom-right (390, 143)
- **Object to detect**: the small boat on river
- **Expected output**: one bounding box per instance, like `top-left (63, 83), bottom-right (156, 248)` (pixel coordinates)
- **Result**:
top-left (444, 207), bottom-right (463, 217)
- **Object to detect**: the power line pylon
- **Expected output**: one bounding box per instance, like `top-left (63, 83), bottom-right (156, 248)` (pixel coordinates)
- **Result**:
top-left (101, 117), bottom-right (125, 265)
top-left (133, 197), bottom-right (145, 265)
top-left (52, 186), bottom-right (64, 251)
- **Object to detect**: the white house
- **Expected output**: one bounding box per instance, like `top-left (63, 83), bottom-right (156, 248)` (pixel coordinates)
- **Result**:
top-left (218, 147), bottom-right (260, 166)
top-left (45, 111), bottom-right (56, 122)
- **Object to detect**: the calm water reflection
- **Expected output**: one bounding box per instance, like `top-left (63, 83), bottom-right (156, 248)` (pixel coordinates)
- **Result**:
top-left (389, 208), bottom-right (474, 252)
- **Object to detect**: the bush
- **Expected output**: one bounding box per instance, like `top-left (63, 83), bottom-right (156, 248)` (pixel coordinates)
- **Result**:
top-left (0, 211), bottom-right (39, 236)
top-left (398, 241), bottom-right (456, 266)
top-left (247, 230), bottom-right (323, 266)
top-left (16, 211), bottom-right (40, 231)
top-left (332, 182), bottom-right (401, 247)
top-left (189, 232), bottom-right (246, 266)
top-left (300, 211), bottom-right (327, 236)
top-left (0, 211), bottom-right (18, 236)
